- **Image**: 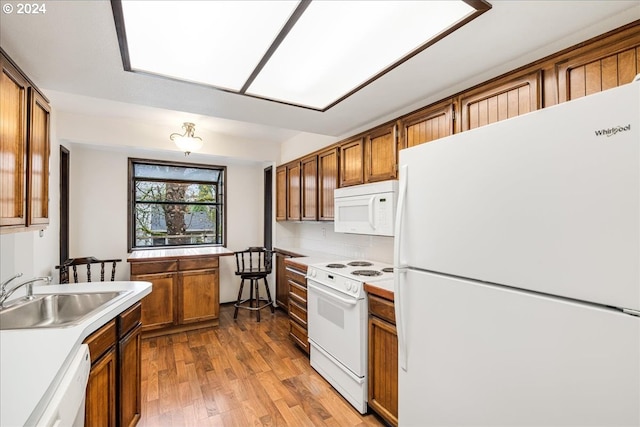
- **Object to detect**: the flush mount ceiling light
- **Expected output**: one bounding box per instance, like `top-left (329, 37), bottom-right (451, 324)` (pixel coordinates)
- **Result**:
top-left (112, 0), bottom-right (490, 111)
top-left (170, 122), bottom-right (203, 155)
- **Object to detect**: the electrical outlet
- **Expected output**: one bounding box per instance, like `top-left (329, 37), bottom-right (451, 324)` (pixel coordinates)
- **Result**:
top-left (322, 227), bottom-right (326, 238)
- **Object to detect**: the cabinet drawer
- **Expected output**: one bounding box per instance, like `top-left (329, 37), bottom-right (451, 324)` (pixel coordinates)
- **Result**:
top-left (130, 260), bottom-right (177, 275)
top-left (369, 294), bottom-right (396, 324)
top-left (289, 320), bottom-right (309, 353)
top-left (289, 281), bottom-right (307, 305)
top-left (285, 267), bottom-right (306, 286)
top-left (118, 302), bottom-right (141, 337)
top-left (178, 257), bottom-right (218, 271)
top-left (84, 319), bottom-right (117, 364)
top-left (289, 300), bottom-right (307, 326)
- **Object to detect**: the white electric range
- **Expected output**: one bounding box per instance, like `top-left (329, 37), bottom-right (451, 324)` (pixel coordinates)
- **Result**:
top-left (306, 260), bottom-right (393, 414)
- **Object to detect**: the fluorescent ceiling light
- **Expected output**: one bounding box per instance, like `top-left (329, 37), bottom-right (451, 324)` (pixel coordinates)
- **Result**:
top-left (114, 1), bottom-right (489, 110)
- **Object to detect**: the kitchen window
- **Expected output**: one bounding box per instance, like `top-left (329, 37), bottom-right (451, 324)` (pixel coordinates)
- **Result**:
top-left (128, 158), bottom-right (226, 251)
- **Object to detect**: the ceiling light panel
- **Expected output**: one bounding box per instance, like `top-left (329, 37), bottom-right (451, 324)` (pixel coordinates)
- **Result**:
top-left (246, 1), bottom-right (476, 109)
top-left (121, 0), bottom-right (300, 91)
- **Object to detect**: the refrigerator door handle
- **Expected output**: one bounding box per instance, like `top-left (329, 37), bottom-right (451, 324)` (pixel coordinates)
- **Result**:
top-left (394, 164), bottom-right (409, 371)
top-left (394, 267), bottom-right (408, 371)
top-left (394, 165), bottom-right (408, 268)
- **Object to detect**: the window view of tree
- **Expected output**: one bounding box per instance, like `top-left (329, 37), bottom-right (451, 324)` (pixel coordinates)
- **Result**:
top-left (129, 159), bottom-right (225, 249)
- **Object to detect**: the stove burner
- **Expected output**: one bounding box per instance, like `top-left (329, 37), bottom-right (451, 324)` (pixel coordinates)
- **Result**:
top-left (351, 270), bottom-right (383, 277)
top-left (381, 267), bottom-right (394, 273)
top-left (326, 263), bottom-right (347, 268)
top-left (348, 261), bottom-right (373, 267)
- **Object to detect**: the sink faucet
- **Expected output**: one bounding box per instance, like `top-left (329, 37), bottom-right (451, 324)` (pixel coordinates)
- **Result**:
top-left (0, 276), bottom-right (52, 308)
top-left (1, 273), bottom-right (23, 292)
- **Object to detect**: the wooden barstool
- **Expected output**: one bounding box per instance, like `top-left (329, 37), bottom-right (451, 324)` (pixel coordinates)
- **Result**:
top-left (233, 247), bottom-right (274, 322)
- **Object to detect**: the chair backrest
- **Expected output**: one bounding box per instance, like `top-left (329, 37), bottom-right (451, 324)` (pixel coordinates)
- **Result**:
top-left (55, 257), bottom-right (122, 284)
top-left (234, 247), bottom-right (272, 276)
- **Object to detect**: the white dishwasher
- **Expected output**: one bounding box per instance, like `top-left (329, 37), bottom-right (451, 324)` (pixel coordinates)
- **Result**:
top-left (35, 344), bottom-right (91, 427)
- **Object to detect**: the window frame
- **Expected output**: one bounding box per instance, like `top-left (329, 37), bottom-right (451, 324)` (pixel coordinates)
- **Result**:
top-left (127, 158), bottom-right (227, 251)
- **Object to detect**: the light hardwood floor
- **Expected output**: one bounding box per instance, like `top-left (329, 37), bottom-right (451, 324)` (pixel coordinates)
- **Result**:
top-left (139, 304), bottom-right (386, 427)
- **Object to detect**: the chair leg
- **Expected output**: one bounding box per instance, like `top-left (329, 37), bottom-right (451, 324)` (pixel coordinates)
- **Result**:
top-left (234, 278), bottom-right (245, 319)
top-left (255, 279), bottom-right (261, 322)
top-left (263, 277), bottom-right (275, 313)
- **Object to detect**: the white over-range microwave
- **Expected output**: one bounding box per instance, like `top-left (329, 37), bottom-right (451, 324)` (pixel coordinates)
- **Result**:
top-left (334, 180), bottom-right (399, 236)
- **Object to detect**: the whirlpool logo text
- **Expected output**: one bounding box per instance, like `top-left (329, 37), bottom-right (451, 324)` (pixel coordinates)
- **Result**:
top-left (594, 124), bottom-right (631, 137)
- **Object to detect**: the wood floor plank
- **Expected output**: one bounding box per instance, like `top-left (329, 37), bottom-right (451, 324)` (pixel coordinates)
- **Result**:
top-left (139, 304), bottom-right (385, 426)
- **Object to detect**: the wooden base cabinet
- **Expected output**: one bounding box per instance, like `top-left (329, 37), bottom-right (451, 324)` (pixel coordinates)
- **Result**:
top-left (368, 294), bottom-right (398, 427)
top-left (129, 256), bottom-right (220, 336)
top-left (84, 302), bottom-right (142, 427)
top-left (285, 259), bottom-right (309, 354)
top-left (85, 345), bottom-right (117, 427)
top-left (118, 304), bottom-right (142, 427)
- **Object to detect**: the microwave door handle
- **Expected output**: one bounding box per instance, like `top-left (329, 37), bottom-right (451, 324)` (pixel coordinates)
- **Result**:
top-left (368, 196), bottom-right (376, 230)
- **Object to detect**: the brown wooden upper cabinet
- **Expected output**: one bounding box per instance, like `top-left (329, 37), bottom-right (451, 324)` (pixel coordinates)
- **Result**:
top-left (399, 100), bottom-right (454, 149)
top-left (557, 35), bottom-right (640, 103)
top-left (28, 89), bottom-right (50, 226)
top-left (275, 165), bottom-right (287, 221)
top-left (287, 161), bottom-right (302, 221)
top-left (1, 53), bottom-right (28, 228)
top-left (0, 50), bottom-right (50, 230)
top-left (318, 147), bottom-right (339, 221)
top-left (340, 137), bottom-right (364, 187)
top-left (364, 123), bottom-right (398, 182)
top-left (459, 71), bottom-right (542, 132)
top-left (301, 155), bottom-right (318, 221)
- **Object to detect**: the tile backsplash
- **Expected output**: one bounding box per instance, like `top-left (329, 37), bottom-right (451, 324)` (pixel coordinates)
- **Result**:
top-left (276, 221), bottom-right (393, 263)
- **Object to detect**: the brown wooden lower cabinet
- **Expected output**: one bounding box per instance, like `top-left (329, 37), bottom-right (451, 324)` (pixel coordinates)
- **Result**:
top-left (129, 256), bottom-right (220, 336)
top-left (85, 346), bottom-right (117, 427)
top-left (84, 302), bottom-right (142, 427)
top-left (285, 259), bottom-right (309, 354)
top-left (275, 252), bottom-right (290, 311)
top-left (118, 303), bottom-right (142, 427)
top-left (368, 293), bottom-right (398, 427)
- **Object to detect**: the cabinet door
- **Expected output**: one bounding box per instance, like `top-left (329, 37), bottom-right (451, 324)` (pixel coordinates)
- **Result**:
top-left (119, 323), bottom-right (142, 427)
top-left (287, 161), bottom-right (301, 221)
top-left (0, 55), bottom-right (28, 227)
top-left (368, 315), bottom-right (399, 426)
top-left (557, 42), bottom-right (640, 103)
top-left (340, 137), bottom-right (364, 187)
top-left (365, 124), bottom-right (397, 183)
top-left (27, 89), bottom-right (50, 226)
top-left (133, 272), bottom-right (176, 331)
top-left (85, 347), bottom-right (117, 427)
top-left (318, 147), bottom-right (339, 221)
top-left (459, 71), bottom-right (541, 131)
top-left (301, 155), bottom-right (318, 221)
top-left (275, 165), bottom-right (287, 221)
top-left (275, 253), bottom-right (290, 311)
top-left (399, 100), bottom-right (454, 149)
top-left (178, 268), bottom-right (219, 323)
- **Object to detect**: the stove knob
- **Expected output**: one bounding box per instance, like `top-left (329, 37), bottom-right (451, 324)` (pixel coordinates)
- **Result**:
top-left (352, 286), bottom-right (359, 294)
top-left (346, 282), bottom-right (352, 291)
top-left (310, 269), bottom-right (316, 278)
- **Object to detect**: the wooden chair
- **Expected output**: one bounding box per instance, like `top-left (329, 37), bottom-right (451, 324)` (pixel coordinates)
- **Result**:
top-left (233, 247), bottom-right (274, 322)
top-left (55, 257), bottom-right (122, 284)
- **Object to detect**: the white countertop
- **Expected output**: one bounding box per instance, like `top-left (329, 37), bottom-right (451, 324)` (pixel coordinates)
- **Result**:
top-left (0, 281), bottom-right (152, 426)
top-left (127, 246), bottom-right (233, 260)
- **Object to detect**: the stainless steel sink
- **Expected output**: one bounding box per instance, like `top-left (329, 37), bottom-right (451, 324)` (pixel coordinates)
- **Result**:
top-left (0, 291), bottom-right (127, 330)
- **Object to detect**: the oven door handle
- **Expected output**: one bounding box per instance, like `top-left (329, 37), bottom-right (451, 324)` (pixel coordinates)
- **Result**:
top-left (308, 282), bottom-right (358, 306)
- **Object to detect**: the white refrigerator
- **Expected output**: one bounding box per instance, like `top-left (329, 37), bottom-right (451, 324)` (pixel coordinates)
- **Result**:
top-left (394, 79), bottom-right (640, 426)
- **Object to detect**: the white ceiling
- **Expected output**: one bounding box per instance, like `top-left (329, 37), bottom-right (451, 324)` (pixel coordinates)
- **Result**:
top-left (1, 1), bottom-right (639, 145)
